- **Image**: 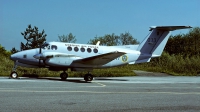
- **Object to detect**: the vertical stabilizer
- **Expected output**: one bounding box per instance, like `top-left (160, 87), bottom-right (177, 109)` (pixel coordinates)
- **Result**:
top-left (137, 26), bottom-right (192, 57)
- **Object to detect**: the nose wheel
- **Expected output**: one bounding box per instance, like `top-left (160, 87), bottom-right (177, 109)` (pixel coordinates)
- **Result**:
top-left (10, 61), bottom-right (18, 79)
top-left (84, 73), bottom-right (93, 82)
top-left (60, 72), bottom-right (68, 80)
top-left (10, 71), bottom-right (18, 79)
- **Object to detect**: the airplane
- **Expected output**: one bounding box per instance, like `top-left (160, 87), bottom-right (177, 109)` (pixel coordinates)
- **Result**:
top-left (10, 26), bottom-right (192, 81)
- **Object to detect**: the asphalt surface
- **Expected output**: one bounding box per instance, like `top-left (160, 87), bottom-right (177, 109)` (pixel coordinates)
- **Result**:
top-left (0, 76), bottom-right (200, 112)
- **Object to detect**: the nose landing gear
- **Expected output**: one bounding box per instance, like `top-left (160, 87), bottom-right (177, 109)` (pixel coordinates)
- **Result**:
top-left (10, 71), bottom-right (18, 79)
top-left (10, 61), bottom-right (18, 78)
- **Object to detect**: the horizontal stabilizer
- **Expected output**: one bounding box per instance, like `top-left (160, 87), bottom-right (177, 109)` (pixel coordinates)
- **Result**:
top-left (150, 26), bottom-right (192, 31)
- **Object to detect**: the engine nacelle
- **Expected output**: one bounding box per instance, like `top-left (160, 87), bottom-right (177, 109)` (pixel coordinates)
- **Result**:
top-left (45, 56), bottom-right (82, 66)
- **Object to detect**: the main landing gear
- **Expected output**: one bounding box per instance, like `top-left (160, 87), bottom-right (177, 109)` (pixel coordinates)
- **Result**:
top-left (60, 71), bottom-right (68, 80)
top-left (84, 73), bottom-right (93, 82)
top-left (60, 71), bottom-right (93, 82)
top-left (10, 61), bottom-right (18, 78)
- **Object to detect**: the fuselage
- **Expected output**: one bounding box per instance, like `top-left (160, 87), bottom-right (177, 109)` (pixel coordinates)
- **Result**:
top-left (10, 42), bottom-right (143, 70)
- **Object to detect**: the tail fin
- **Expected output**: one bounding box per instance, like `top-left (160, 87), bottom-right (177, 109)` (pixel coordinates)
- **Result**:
top-left (137, 26), bottom-right (192, 57)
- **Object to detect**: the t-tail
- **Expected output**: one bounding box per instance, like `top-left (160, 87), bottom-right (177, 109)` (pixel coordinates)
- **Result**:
top-left (135, 26), bottom-right (192, 63)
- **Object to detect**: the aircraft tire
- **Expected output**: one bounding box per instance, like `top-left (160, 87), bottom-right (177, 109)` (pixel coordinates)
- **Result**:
top-left (10, 71), bottom-right (18, 79)
top-left (84, 74), bottom-right (93, 82)
top-left (60, 72), bottom-right (68, 80)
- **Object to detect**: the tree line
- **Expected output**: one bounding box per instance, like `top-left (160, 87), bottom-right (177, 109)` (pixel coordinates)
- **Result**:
top-left (10, 24), bottom-right (139, 53)
top-left (164, 27), bottom-right (200, 56)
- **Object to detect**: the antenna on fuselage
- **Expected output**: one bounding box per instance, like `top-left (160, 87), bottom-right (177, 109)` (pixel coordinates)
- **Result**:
top-left (96, 41), bottom-right (100, 46)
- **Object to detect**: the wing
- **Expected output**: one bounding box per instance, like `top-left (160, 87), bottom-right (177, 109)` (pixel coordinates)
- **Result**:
top-left (72, 51), bottom-right (126, 66)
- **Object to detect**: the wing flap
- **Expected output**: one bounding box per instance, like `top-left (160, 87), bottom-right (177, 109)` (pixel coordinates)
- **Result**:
top-left (72, 51), bottom-right (126, 65)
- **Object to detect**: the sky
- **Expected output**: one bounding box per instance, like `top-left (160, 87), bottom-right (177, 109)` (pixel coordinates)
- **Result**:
top-left (1, 0), bottom-right (199, 50)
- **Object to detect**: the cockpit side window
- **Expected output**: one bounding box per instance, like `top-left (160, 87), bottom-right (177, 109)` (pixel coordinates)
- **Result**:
top-left (41, 43), bottom-right (50, 50)
top-left (23, 54), bottom-right (27, 58)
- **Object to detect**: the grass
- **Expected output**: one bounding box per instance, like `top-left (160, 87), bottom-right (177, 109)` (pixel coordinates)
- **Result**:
top-left (1, 51), bottom-right (200, 77)
top-left (131, 52), bottom-right (200, 76)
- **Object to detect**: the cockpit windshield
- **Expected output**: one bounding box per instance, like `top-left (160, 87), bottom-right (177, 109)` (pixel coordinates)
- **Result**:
top-left (41, 43), bottom-right (50, 50)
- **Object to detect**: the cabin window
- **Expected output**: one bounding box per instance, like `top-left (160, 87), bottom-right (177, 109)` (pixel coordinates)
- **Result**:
top-left (74, 47), bottom-right (79, 52)
top-left (81, 47), bottom-right (85, 52)
top-left (93, 48), bottom-right (98, 53)
top-left (87, 48), bottom-right (91, 53)
top-left (51, 45), bottom-right (57, 50)
top-left (67, 46), bottom-right (72, 51)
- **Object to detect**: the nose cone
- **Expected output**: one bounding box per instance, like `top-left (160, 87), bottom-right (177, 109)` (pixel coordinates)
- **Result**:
top-left (10, 53), bottom-right (18, 61)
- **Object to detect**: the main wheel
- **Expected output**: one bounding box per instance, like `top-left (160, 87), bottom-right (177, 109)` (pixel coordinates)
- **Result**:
top-left (84, 74), bottom-right (93, 82)
top-left (60, 72), bottom-right (68, 80)
top-left (10, 71), bottom-right (18, 79)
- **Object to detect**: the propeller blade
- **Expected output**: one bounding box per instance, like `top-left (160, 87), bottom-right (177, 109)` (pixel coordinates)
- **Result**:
top-left (33, 54), bottom-right (44, 59)
top-left (39, 45), bottom-right (42, 67)
top-left (39, 45), bottom-right (42, 54)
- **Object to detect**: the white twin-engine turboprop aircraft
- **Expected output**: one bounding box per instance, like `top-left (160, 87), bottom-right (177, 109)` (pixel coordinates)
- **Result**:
top-left (10, 26), bottom-right (192, 81)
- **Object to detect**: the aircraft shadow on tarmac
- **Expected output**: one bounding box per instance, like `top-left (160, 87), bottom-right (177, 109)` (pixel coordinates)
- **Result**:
top-left (21, 74), bottom-right (88, 83)
top-left (18, 77), bottom-right (128, 83)
top-left (37, 77), bottom-right (91, 83)
top-left (94, 78), bottom-right (128, 81)
top-left (36, 77), bottom-right (129, 82)
top-left (19, 74), bottom-right (128, 83)
top-left (18, 76), bottom-right (89, 83)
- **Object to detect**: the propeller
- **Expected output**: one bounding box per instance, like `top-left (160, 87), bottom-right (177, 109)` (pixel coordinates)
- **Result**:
top-left (33, 44), bottom-right (45, 67)
top-left (39, 45), bottom-right (42, 67)
top-left (33, 42), bottom-right (54, 69)
top-left (33, 44), bottom-right (53, 67)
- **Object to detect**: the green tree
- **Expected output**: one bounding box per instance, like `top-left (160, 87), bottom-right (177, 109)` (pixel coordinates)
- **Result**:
top-left (21, 24), bottom-right (47, 51)
top-left (187, 27), bottom-right (200, 55)
top-left (119, 32), bottom-right (139, 45)
top-left (88, 32), bottom-right (139, 46)
top-left (10, 47), bottom-right (19, 54)
top-left (88, 33), bottom-right (119, 46)
top-left (164, 27), bottom-right (200, 56)
top-left (0, 44), bottom-right (11, 56)
top-left (58, 33), bottom-right (76, 43)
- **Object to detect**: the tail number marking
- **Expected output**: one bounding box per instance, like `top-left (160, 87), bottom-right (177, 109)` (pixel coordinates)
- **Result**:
top-left (148, 38), bottom-right (157, 43)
